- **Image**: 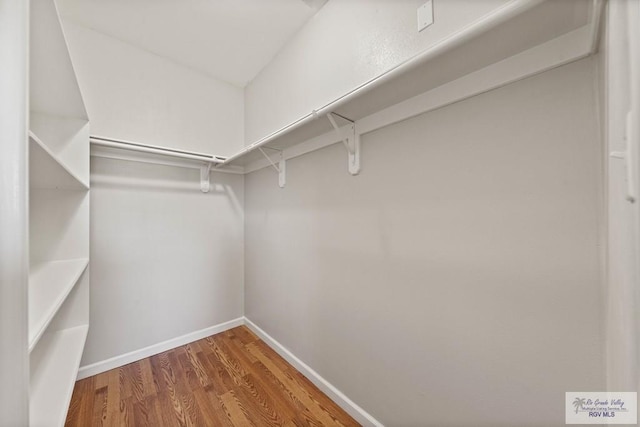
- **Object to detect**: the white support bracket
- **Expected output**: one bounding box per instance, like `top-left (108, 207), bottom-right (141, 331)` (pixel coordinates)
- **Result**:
top-left (258, 147), bottom-right (286, 188)
top-left (200, 163), bottom-right (212, 193)
top-left (327, 112), bottom-right (360, 175)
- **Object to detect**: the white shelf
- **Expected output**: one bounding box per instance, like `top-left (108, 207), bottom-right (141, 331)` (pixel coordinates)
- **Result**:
top-left (30, 131), bottom-right (89, 190)
top-left (87, 1), bottom-right (599, 181)
top-left (220, 0), bottom-right (594, 168)
top-left (21, 0), bottom-right (91, 425)
top-left (30, 0), bottom-right (87, 120)
top-left (30, 325), bottom-right (89, 427)
top-left (29, 259), bottom-right (89, 352)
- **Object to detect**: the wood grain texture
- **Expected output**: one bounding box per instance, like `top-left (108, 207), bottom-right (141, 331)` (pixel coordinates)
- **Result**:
top-left (66, 326), bottom-right (360, 426)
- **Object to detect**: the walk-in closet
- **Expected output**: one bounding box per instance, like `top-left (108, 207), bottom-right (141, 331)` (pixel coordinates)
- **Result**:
top-left (1, 0), bottom-right (638, 426)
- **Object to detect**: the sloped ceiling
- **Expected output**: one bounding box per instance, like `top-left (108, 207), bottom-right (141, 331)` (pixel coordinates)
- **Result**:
top-left (57, 0), bottom-right (327, 87)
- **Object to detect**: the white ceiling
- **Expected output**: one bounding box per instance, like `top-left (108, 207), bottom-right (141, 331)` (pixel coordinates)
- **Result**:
top-left (57, 0), bottom-right (326, 87)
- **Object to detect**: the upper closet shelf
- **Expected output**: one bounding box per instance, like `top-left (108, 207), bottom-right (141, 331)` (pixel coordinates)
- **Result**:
top-left (218, 0), bottom-right (601, 171)
top-left (90, 0), bottom-right (602, 189)
top-left (29, 0), bottom-right (90, 189)
top-left (31, 0), bottom-right (87, 121)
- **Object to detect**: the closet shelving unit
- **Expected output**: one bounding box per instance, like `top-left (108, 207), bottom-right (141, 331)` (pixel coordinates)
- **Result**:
top-left (90, 0), bottom-right (602, 189)
top-left (29, 0), bottom-right (90, 425)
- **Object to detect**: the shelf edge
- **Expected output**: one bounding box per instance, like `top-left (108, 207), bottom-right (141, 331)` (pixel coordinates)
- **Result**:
top-left (29, 325), bottom-right (89, 427)
top-left (29, 130), bottom-right (90, 190)
top-left (28, 258), bottom-right (89, 353)
top-left (220, 0), bottom-right (547, 167)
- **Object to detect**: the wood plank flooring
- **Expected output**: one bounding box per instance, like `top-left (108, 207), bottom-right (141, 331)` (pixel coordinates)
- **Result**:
top-left (65, 326), bottom-right (360, 426)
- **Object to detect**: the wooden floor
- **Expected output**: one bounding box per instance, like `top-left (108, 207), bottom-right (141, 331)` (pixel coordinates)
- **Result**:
top-left (65, 326), bottom-right (359, 426)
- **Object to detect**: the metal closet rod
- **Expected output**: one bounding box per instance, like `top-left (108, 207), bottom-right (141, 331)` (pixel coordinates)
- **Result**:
top-left (220, 0), bottom-right (546, 165)
top-left (90, 136), bottom-right (227, 164)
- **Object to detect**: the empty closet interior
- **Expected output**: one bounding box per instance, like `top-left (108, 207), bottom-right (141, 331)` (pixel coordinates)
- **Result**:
top-left (1, 0), bottom-right (639, 425)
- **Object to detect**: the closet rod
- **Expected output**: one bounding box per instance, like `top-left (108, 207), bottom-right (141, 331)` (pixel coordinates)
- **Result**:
top-left (220, 0), bottom-right (545, 166)
top-left (90, 136), bottom-right (226, 164)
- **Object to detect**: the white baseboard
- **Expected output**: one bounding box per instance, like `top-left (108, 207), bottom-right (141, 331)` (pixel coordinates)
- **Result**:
top-left (77, 317), bottom-right (244, 380)
top-left (243, 317), bottom-right (384, 427)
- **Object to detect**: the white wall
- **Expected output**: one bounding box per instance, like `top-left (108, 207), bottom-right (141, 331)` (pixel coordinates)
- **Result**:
top-left (62, 20), bottom-right (244, 157)
top-left (244, 0), bottom-right (512, 143)
top-left (244, 58), bottom-right (604, 426)
top-left (59, 20), bottom-right (246, 368)
top-left (83, 158), bottom-right (244, 367)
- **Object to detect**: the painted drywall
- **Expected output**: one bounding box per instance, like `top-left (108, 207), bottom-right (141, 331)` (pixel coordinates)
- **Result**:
top-left (244, 59), bottom-right (604, 426)
top-left (60, 17), bottom-right (247, 369)
top-left (601, 0), bottom-right (640, 393)
top-left (61, 20), bottom-right (244, 157)
top-left (82, 158), bottom-right (244, 367)
top-left (244, 0), bottom-right (513, 143)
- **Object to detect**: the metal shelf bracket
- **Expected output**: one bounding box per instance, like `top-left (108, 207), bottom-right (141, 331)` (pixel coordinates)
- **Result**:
top-left (327, 113), bottom-right (360, 175)
top-left (200, 163), bottom-right (212, 193)
top-left (258, 147), bottom-right (286, 188)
